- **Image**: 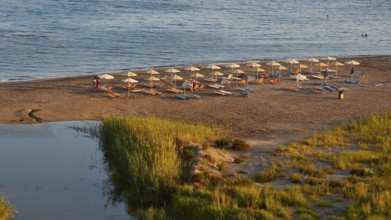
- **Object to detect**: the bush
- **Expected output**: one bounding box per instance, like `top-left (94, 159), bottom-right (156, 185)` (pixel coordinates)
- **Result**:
top-left (256, 165), bottom-right (277, 182)
top-left (290, 172), bottom-right (302, 184)
top-left (232, 138), bottom-right (250, 151)
top-left (215, 137), bottom-right (231, 148)
top-left (233, 157), bottom-right (245, 164)
top-left (350, 168), bottom-right (375, 177)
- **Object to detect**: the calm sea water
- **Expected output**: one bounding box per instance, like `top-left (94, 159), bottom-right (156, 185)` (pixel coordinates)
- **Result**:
top-left (0, 121), bottom-right (129, 220)
top-left (0, 0), bottom-right (390, 81)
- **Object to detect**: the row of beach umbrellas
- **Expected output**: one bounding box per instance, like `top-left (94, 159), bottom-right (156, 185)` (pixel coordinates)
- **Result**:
top-left (96, 57), bottom-right (360, 97)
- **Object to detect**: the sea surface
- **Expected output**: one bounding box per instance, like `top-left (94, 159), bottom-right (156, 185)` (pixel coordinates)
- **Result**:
top-left (0, 0), bottom-right (390, 81)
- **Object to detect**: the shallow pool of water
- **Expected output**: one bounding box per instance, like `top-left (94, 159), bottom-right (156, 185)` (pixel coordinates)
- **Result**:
top-left (0, 121), bottom-right (129, 220)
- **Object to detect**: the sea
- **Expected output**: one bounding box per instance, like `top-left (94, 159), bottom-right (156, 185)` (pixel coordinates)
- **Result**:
top-left (0, 0), bottom-right (390, 81)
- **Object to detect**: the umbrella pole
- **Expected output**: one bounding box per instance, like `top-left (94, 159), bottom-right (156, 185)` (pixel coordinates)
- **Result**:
top-left (128, 82), bottom-right (130, 98)
top-left (310, 62), bottom-right (313, 74)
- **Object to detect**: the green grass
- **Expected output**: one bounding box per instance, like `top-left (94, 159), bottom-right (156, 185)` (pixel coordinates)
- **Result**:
top-left (0, 196), bottom-right (15, 220)
top-left (100, 116), bottom-right (224, 207)
top-left (100, 112), bottom-right (391, 219)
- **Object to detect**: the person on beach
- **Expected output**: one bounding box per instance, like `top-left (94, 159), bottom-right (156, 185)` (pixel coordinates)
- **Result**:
top-left (96, 77), bottom-right (101, 91)
top-left (350, 66), bottom-right (354, 75)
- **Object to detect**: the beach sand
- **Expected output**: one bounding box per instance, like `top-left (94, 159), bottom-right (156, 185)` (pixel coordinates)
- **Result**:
top-left (0, 56), bottom-right (390, 139)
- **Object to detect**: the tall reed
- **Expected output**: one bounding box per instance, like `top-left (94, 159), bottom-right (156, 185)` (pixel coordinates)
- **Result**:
top-left (100, 116), bottom-right (223, 206)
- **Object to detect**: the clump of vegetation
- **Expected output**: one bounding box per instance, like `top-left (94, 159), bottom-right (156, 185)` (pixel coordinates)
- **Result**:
top-left (232, 138), bottom-right (250, 151)
top-left (215, 137), bottom-right (231, 148)
top-left (255, 163), bottom-right (284, 183)
top-left (100, 112), bottom-right (391, 219)
top-left (0, 196), bottom-right (15, 220)
top-left (290, 172), bottom-right (302, 184)
top-left (233, 156), bottom-right (246, 164)
top-left (100, 116), bottom-right (224, 206)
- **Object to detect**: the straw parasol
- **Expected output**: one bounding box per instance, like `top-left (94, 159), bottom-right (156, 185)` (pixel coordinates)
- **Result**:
top-left (97, 74), bottom-right (114, 87)
top-left (146, 75), bottom-right (160, 91)
top-left (172, 74), bottom-right (183, 88)
top-left (127, 71), bottom-right (137, 77)
top-left (122, 77), bottom-right (138, 97)
top-left (267, 61), bottom-right (281, 75)
top-left (232, 69), bottom-right (245, 77)
top-left (285, 59), bottom-right (300, 72)
top-left (345, 60), bottom-right (360, 80)
top-left (225, 63), bottom-right (240, 74)
top-left (255, 68), bottom-right (265, 81)
top-left (146, 69), bottom-right (159, 75)
top-left (206, 64), bottom-right (221, 78)
top-left (326, 56), bottom-right (336, 66)
top-left (296, 64), bottom-right (308, 74)
top-left (213, 71), bottom-right (224, 78)
top-left (184, 66), bottom-right (200, 72)
top-left (308, 58), bottom-right (319, 73)
top-left (165, 68), bottom-right (180, 84)
top-left (247, 62), bottom-right (261, 68)
top-left (333, 62), bottom-right (344, 76)
top-left (317, 62), bottom-right (328, 73)
top-left (191, 72), bottom-right (204, 82)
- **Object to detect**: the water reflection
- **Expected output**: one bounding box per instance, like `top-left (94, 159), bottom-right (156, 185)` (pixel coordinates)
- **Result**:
top-left (0, 121), bottom-right (129, 220)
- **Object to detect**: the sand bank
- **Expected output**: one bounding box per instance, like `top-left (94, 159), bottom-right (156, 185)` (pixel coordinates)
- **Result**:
top-left (0, 55), bottom-right (390, 140)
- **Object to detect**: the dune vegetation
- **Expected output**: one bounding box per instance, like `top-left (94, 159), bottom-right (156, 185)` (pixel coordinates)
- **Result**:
top-left (0, 197), bottom-right (15, 220)
top-left (100, 113), bottom-right (390, 219)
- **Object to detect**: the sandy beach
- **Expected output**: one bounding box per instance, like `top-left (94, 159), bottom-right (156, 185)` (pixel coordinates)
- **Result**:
top-left (0, 55), bottom-right (390, 141)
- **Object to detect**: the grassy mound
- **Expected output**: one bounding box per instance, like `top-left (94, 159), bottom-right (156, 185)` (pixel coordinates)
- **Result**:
top-left (101, 113), bottom-right (391, 219)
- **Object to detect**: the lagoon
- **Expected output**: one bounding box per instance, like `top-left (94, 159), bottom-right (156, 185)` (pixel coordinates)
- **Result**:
top-left (0, 121), bottom-right (130, 220)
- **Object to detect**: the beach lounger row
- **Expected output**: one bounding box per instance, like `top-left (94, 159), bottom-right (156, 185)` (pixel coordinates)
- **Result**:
top-left (175, 94), bottom-right (201, 100)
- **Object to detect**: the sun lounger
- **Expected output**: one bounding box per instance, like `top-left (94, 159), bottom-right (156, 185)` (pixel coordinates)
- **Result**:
top-left (345, 79), bottom-right (360, 84)
top-left (106, 92), bottom-right (120, 98)
top-left (204, 78), bottom-right (217, 83)
top-left (213, 91), bottom-right (227, 96)
top-left (310, 74), bottom-right (324, 80)
top-left (100, 86), bottom-right (113, 92)
top-left (311, 88), bottom-right (327, 95)
top-left (327, 74), bottom-right (340, 79)
top-left (227, 74), bottom-right (242, 81)
top-left (143, 83), bottom-right (155, 88)
top-left (150, 89), bottom-right (162, 95)
top-left (240, 91), bottom-right (250, 96)
top-left (270, 78), bottom-right (279, 84)
top-left (314, 81), bottom-right (328, 85)
top-left (286, 87), bottom-right (301, 92)
top-left (175, 95), bottom-right (187, 99)
top-left (324, 86), bottom-right (336, 91)
top-left (192, 94), bottom-right (201, 99)
top-left (291, 68), bottom-right (300, 75)
top-left (122, 84), bottom-right (137, 89)
top-left (166, 88), bottom-right (182, 93)
top-left (208, 84), bottom-right (225, 89)
top-left (219, 90), bottom-right (232, 95)
top-left (131, 89), bottom-right (145, 93)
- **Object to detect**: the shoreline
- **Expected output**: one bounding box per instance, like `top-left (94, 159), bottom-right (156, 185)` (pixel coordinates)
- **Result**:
top-left (0, 55), bottom-right (390, 141)
top-left (1, 54), bottom-right (389, 83)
